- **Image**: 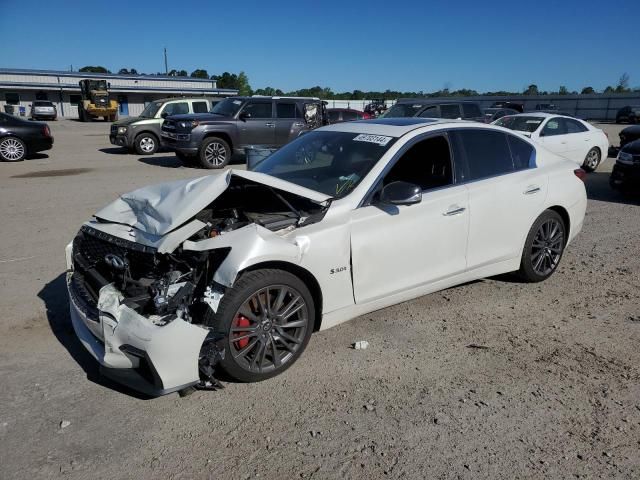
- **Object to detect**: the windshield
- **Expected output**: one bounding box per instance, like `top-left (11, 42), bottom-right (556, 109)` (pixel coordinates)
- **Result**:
top-left (494, 116), bottom-right (544, 133)
top-left (254, 131), bottom-right (397, 198)
top-left (211, 98), bottom-right (244, 117)
top-left (382, 103), bottom-right (424, 118)
top-left (140, 101), bottom-right (163, 118)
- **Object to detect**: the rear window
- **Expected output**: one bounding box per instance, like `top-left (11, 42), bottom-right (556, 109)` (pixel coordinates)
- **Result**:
top-left (462, 103), bottom-right (482, 118)
top-left (454, 129), bottom-right (514, 181)
top-left (507, 134), bottom-right (536, 170)
top-left (192, 101), bottom-right (208, 113)
top-left (34, 101), bottom-right (53, 107)
top-left (383, 103), bottom-right (424, 118)
top-left (495, 116), bottom-right (544, 133)
top-left (440, 104), bottom-right (461, 119)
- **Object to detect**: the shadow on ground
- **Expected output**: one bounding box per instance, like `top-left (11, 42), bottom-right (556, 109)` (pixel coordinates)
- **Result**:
top-left (99, 147), bottom-right (127, 155)
top-left (585, 172), bottom-right (640, 206)
top-left (25, 153), bottom-right (50, 161)
top-left (38, 273), bottom-right (151, 399)
top-left (137, 154), bottom-right (246, 170)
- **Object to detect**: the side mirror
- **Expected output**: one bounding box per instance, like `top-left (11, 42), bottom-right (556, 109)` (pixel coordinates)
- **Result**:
top-left (379, 181), bottom-right (422, 206)
top-left (239, 111), bottom-right (252, 120)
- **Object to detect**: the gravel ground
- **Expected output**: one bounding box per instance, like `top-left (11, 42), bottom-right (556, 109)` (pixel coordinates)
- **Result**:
top-left (0, 120), bottom-right (638, 479)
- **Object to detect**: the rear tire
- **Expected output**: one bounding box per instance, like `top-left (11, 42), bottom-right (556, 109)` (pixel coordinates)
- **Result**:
top-left (517, 210), bottom-right (566, 282)
top-left (0, 136), bottom-right (26, 162)
top-left (134, 133), bottom-right (159, 155)
top-left (198, 137), bottom-right (231, 169)
top-left (581, 147), bottom-right (601, 172)
top-left (203, 269), bottom-right (315, 382)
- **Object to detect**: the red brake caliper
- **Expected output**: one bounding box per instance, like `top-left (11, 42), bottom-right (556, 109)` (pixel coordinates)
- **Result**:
top-left (234, 315), bottom-right (251, 349)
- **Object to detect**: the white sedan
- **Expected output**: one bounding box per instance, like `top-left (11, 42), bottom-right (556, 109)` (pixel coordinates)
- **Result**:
top-left (493, 112), bottom-right (609, 172)
top-left (66, 118), bottom-right (587, 396)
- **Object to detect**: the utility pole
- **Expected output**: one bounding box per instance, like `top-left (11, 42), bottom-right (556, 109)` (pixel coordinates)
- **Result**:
top-left (164, 47), bottom-right (168, 75)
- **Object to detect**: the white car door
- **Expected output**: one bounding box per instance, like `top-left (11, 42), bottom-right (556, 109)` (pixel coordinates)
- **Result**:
top-left (535, 117), bottom-right (568, 156)
top-left (350, 134), bottom-right (469, 304)
top-left (451, 129), bottom-right (548, 268)
top-left (563, 118), bottom-right (592, 163)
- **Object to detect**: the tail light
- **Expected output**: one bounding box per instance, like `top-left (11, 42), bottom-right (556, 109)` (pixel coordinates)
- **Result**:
top-left (43, 125), bottom-right (51, 137)
top-left (574, 168), bottom-right (587, 181)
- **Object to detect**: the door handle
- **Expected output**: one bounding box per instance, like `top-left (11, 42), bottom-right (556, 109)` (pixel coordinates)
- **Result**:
top-left (265, 122), bottom-right (275, 127)
top-left (443, 206), bottom-right (466, 216)
top-left (524, 185), bottom-right (541, 195)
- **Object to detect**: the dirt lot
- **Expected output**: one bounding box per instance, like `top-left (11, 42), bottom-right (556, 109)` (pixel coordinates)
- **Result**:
top-left (0, 120), bottom-right (639, 479)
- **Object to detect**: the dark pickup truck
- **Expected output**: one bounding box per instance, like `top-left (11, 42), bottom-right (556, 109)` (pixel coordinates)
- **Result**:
top-left (161, 96), bottom-right (327, 168)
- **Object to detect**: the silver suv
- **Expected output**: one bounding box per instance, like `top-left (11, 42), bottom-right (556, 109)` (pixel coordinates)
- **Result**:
top-left (110, 97), bottom-right (222, 155)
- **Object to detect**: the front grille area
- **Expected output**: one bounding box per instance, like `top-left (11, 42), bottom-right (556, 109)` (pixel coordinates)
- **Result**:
top-left (110, 124), bottom-right (118, 134)
top-left (71, 226), bottom-right (160, 311)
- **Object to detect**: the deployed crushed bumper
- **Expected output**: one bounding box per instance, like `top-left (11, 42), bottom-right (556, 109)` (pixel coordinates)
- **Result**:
top-left (67, 274), bottom-right (209, 396)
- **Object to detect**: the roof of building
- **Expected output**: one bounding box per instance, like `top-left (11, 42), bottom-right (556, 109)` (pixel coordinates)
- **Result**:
top-left (0, 67), bottom-right (215, 82)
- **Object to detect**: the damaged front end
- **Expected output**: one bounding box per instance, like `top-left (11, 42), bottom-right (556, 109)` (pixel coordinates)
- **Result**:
top-left (66, 170), bottom-right (329, 396)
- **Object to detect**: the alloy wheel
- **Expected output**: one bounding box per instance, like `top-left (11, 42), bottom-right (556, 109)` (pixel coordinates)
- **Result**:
top-left (204, 142), bottom-right (227, 166)
top-left (230, 285), bottom-right (309, 374)
top-left (531, 219), bottom-right (564, 276)
top-left (585, 149), bottom-right (600, 170)
top-left (0, 138), bottom-right (25, 161)
top-left (139, 136), bottom-right (155, 153)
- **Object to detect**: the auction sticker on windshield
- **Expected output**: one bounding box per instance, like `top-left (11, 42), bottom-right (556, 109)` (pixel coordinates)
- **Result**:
top-left (353, 134), bottom-right (393, 146)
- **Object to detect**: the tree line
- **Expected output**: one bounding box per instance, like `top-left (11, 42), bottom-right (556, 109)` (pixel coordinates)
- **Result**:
top-left (78, 66), bottom-right (637, 98)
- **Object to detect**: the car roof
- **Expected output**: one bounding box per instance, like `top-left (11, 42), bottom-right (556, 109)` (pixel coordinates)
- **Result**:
top-left (154, 97), bottom-right (221, 103)
top-left (320, 118), bottom-right (482, 137)
top-left (508, 112), bottom-right (573, 119)
top-left (395, 98), bottom-right (478, 105)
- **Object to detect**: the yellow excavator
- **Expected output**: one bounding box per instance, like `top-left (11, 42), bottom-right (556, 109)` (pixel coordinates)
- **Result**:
top-left (78, 79), bottom-right (118, 121)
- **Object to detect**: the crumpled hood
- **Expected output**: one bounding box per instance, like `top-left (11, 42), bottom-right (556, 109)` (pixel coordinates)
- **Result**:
top-left (94, 169), bottom-right (331, 236)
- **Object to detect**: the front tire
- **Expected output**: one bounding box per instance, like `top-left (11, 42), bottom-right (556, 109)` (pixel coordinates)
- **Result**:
top-left (204, 269), bottom-right (315, 382)
top-left (0, 136), bottom-right (26, 162)
top-left (198, 137), bottom-right (231, 169)
top-left (582, 147), bottom-right (601, 172)
top-left (517, 210), bottom-right (566, 282)
top-left (134, 133), bottom-right (159, 155)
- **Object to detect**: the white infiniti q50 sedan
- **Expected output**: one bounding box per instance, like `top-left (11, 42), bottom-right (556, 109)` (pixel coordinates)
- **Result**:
top-left (493, 112), bottom-right (609, 172)
top-left (66, 118), bottom-right (587, 396)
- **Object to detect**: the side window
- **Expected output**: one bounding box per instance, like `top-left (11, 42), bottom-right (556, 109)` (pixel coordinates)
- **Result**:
top-left (564, 118), bottom-right (587, 133)
top-left (455, 129), bottom-right (514, 180)
top-left (507, 134), bottom-right (536, 170)
top-left (462, 103), bottom-right (481, 118)
top-left (192, 101), bottom-right (208, 113)
top-left (440, 104), bottom-right (461, 119)
top-left (417, 105), bottom-right (440, 118)
top-left (242, 102), bottom-right (273, 119)
top-left (381, 135), bottom-right (453, 191)
top-left (541, 118), bottom-right (565, 136)
top-left (5, 92), bottom-right (20, 105)
top-left (341, 110), bottom-right (358, 121)
top-left (328, 111), bottom-right (340, 123)
top-left (276, 102), bottom-right (297, 119)
top-left (163, 102), bottom-right (189, 116)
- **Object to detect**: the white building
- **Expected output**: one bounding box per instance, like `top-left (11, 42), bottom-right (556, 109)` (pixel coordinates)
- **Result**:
top-left (0, 68), bottom-right (237, 118)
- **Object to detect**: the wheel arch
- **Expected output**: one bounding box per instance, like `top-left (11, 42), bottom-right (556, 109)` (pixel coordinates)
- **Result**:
top-left (547, 205), bottom-right (570, 245)
top-left (135, 130), bottom-right (159, 143)
top-left (203, 131), bottom-right (233, 151)
top-left (241, 261), bottom-right (323, 332)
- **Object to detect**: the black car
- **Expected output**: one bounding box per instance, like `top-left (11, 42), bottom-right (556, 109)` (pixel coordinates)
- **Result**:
top-left (610, 139), bottom-right (640, 192)
top-left (0, 112), bottom-right (53, 162)
top-left (490, 101), bottom-right (524, 113)
top-left (383, 100), bottom-right (483, 121)
top-left (161, 96), bottom-right (327, 169)
top-left (482, 107), bottom-right (519, 123)
top-left (619, 125), bottom-right (640, 147)
top-left (616, 105), bottom-right (640, 124)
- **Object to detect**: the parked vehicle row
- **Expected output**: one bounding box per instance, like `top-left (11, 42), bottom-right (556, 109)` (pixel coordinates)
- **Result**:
top-left (616, 105), bottom-right (640, 124)
top-left (493, 113), bottom-right (609, 172)
top-left (160, 96), bottom-right (328, 169)
top-left (110, 97), bottom-right (221, 155)
top-left (0, 112), bottom-right (53, 162)
top-left (66, 117), bottom-right (588, 395)
top-left (382, 99), bottom-right (484, 121)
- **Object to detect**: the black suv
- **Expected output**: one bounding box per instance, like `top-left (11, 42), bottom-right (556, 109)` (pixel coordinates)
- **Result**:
top-left (610, 139), bottom-right (640, 192)
top-left (616, 106), bottom-right (640, 124)
top-left (383, 99), bottom-right (483, 121)
top-left (161, 96), bottom-right (327, 169)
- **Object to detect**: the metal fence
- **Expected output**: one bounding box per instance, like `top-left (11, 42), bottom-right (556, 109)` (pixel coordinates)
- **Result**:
top-left (324, 94), bottom-right (640, 121)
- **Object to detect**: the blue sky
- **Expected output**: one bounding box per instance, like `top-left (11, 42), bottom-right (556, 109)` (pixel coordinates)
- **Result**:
top-left (1, 0), bottom-right (639, 93)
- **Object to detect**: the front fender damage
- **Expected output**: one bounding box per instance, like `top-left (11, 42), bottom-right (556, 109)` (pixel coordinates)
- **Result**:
top-left (182, 223), bottom-right (308, 287)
